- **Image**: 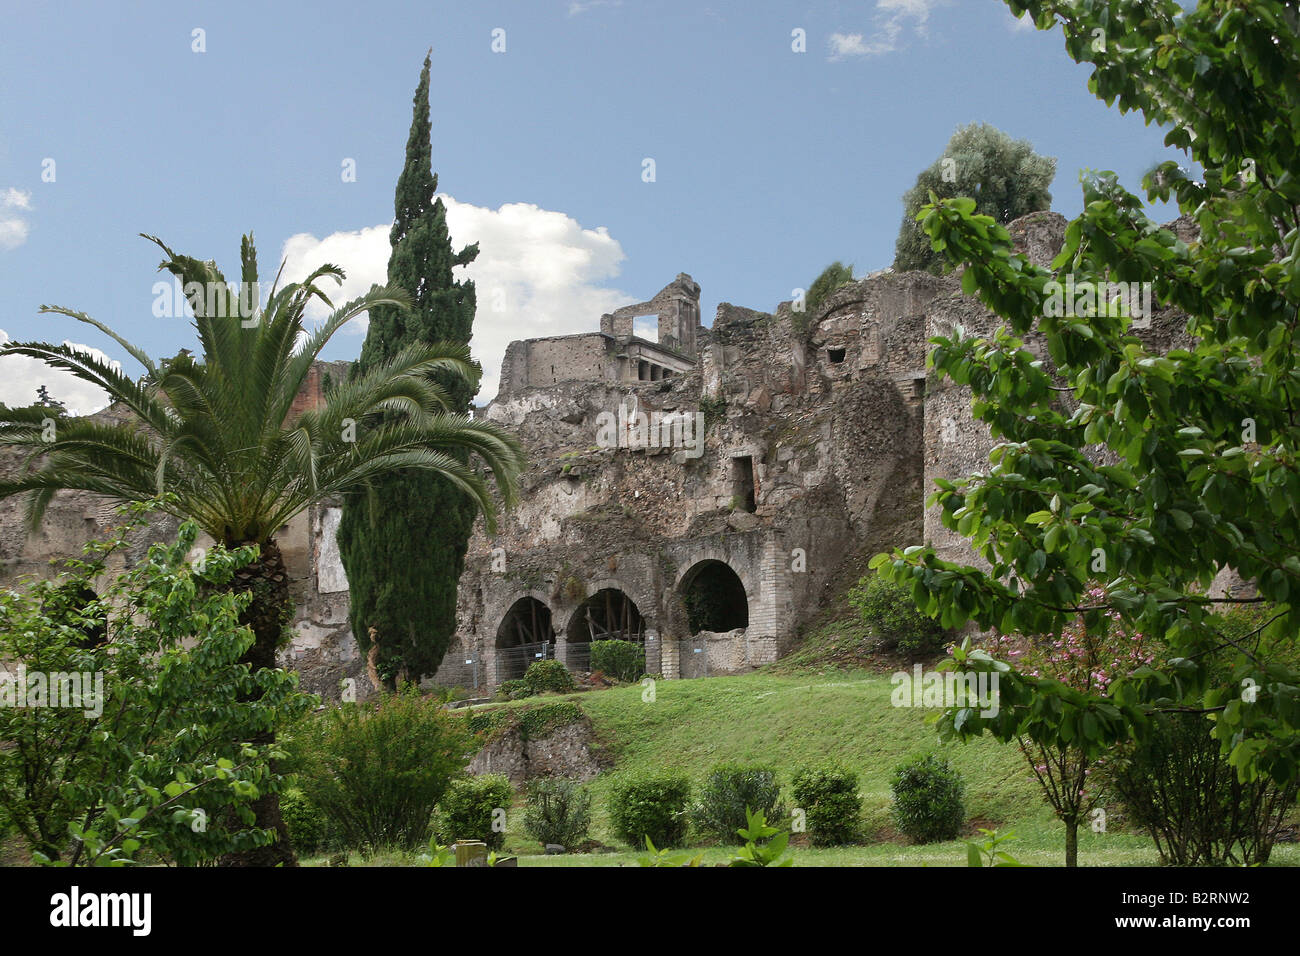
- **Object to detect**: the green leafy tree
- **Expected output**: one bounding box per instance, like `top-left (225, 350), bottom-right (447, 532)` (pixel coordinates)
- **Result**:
top-left (1102, 605), bottom-right (1300, 866)
top-left (0, 233), bottom-right (523, 865)
top-left (337, 52), bottom-right (487, 686)
top-left (872, 0), bottom-right (1300, 804)
top-left (893, 122), bottom-right (1055, 274)
top-left (805, 261), bottom-right (855, 315)
top-left (0, 503), bottom-right (314, 866)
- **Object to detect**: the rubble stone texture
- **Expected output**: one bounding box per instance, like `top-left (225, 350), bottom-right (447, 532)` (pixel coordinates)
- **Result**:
top-left (1, 213), bottom-right (1211, 700)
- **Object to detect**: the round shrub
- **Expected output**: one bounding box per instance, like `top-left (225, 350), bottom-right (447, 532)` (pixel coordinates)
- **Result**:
top-left (890, 753), bottom-right (966, 844)
top-left (279, 787), bottom-right (328, 855)
top-left (849, 572), bottom-right (948, 656)
top-left (496, 678), bottom-right (532, 701)
top-left (522, 778), bottom-right (592, 850)
top-left (589, 639), bottom-right (645, 683)
top-left (694, 763), bottom-right (784, 844)
top-left (608, 773), bottom-right (692, 849)
top-left (791, 765), bottom-right (861, 846)
top-left (523, 659), bottom-right (575, 695)
top-left (439, 774), bottom-right (514, 851)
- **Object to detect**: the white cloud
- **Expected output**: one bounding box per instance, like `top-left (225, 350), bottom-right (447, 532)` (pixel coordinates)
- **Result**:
top-left (828, 33), bottom-right (873, 58)
top-left (278, 197), bottom-right (636, 403)
top-left (2, 188), bottom-right (32, 210)
top-left (0, 329), bottom-right (117, 416)
top-left (568, 0), bottom-right (621, 16)
top-left (0, 188), bottom-right (32, 250)
top-left (829, 0), bottom-right (938, 59)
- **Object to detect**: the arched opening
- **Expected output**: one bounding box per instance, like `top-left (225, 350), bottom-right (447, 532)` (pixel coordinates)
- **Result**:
top-left (495, 597), bottom-right (555, 681)
top-left (679, 560), bottom-right (748, 634)
top-left (496, 597), bottom-right (554, 648)
top-left (566, 588), bottom-right (644, 644)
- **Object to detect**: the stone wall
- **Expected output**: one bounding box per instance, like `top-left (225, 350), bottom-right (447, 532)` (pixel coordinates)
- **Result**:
top-left (3, 210), bottom-right (1218, 701)
top-left (452, 265), bottom-right (938, 691)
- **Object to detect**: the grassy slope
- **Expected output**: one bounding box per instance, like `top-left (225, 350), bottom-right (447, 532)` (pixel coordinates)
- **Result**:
top-left (555, 669), bottom-right (1139, 866)
top-left (303, 662), bottom-right (1299, 868)
top-left (395, 664), bottom-right (1297, 867)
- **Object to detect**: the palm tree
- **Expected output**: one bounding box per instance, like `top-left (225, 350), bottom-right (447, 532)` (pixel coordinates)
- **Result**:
top-left (0, 234), bottom-right (525, 865)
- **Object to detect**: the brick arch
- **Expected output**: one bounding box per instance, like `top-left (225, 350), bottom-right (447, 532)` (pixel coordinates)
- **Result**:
top-left (562, 579), bottom-right (648, 643)
top-left (494, 595), bottom-right (555, 649)
top-left (670, 549), bottom-right (758, 602)
top-left (676, 558), bottom-right (751, 635)
top-left (484, 587), bottom-right (554, 637)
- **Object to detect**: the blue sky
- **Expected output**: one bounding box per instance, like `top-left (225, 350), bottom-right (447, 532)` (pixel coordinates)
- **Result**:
top-left (0, 0), bottom-right (1186, 411)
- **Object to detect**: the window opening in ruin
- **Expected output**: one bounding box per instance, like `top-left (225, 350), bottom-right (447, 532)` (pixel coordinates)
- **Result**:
top-left (731, 455), bottom-right (757, 513)
top-left (827, 347), bottom-right (846, 364)
top-left (679, 560), bottom-right (749, 634)
top-left (632, 315), bottom-right (658, 342)
top-left (566, 588), bottom-right (645, 644)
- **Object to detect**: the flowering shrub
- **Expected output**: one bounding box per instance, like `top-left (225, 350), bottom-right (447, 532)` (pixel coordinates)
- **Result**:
top-left (977, 586), bottom-right (1156, 866)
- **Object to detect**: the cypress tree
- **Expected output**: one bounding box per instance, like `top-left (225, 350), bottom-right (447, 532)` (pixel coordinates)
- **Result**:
top-left (336, 52), bottom-right (481, 685)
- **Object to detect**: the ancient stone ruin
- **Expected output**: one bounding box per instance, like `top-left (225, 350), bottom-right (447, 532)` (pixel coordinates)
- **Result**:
top-left (0, 211), bottom-right (1201, 701)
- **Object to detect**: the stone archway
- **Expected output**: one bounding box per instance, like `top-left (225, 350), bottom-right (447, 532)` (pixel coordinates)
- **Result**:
top-left (495, 596), bottom-right (555, 681)
top-left (671, 558), bottom-right (752, 678)
top-left (678, 559), bottom-right (749, 634)
top-left (565, 587), bottom-right (645, 644)
top-left (496, 596), bottom-right (555, 648)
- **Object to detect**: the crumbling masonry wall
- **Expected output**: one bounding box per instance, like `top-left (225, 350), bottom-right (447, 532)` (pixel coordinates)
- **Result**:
top-left (4, 210), bottom-right (1205, 700)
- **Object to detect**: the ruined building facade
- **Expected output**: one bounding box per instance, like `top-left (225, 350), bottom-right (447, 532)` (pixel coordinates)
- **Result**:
top-left (2, 211), bottom-right (1188, 700)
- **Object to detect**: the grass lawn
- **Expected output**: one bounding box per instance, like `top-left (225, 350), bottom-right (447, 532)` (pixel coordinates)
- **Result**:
top-left (304, 666), bottom-right (1300, 867)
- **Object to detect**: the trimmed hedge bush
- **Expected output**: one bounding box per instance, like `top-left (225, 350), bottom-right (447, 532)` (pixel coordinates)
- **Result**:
top-left (695, 763), bottom-right (784, 844)
top-left (439, 775), bottom-right (514, 851)
top-left (523, 659), bottom-right (575, 695)
top-left (608, 773), bottom-right (692, 849)
top-left (791, 765), bottom-right (861, 846)
top-left (522, 778), bottom-right (592, 850)
top-left (890, 753), bottom-right (966, 844)
top-left (848, 572), bottom-right (948, 656)
top-left (590, 639), bottom-right (645, 682)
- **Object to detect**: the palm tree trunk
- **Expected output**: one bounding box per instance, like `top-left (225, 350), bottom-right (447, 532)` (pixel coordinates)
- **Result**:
top-left (221, 537), bottom-right (298, 867)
